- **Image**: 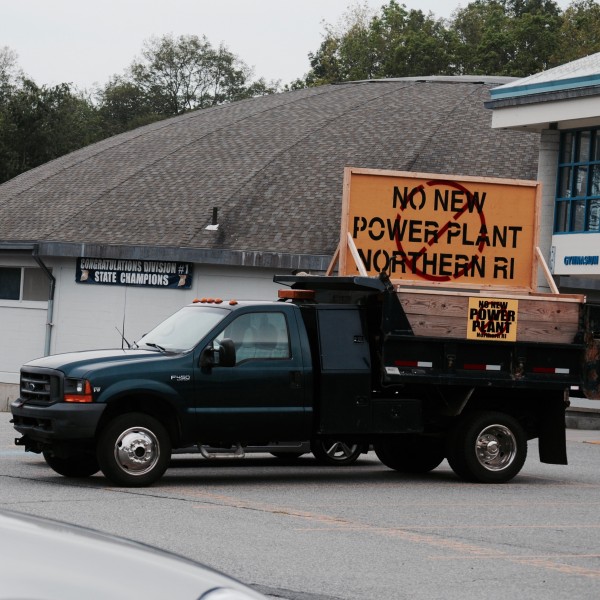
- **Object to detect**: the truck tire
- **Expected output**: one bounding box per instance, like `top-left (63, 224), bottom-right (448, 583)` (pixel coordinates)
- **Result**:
top-left (43, 451), bottom-right (100, 478)
top-left (97, 413), bottom-right (171, 487)
top-left (311, 439), bottom-right (362, 465)
top-left (446, 411), bottom-right (527, 483)
top-left (374, 435), bottom-right (445, 473)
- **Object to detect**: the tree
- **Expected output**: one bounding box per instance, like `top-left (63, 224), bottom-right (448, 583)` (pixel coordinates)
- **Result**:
top-left (304, 0), bottom-right (593, 85)
top-left (0, 46), bottom-right (23, 91)
top-left (450, 0), bottom-right (562, 77)
top-left (451, 1), bottom-right (512, 74)
top-left (96, 34), bottom-right (277, 133)
top-left (97, 77), bottom-right (163, 136)
top-left (554, 0), bottom-right (600, 63)
top-left (0, 79), bottom-right (101, 183)
top-left (126, 34), bottom-right (276, 115)
top-left (307, 3), bottom-right (378, 84)
top-left (372, 1), bottom-right (458, 77)
top-left (307, 1), bottom-right (457, 83)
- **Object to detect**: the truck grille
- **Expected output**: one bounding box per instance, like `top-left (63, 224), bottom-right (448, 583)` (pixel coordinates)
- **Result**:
top-left (20, 369), bottom-right (61, 404)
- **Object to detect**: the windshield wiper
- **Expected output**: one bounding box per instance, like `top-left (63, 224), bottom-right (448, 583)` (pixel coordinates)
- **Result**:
top-left (144, 342), bottom-right (167, 352)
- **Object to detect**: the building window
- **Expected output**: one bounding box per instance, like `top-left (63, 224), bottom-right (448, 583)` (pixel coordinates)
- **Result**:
top-left (0, 267), bottom-right (51, 301)
top-left (555, 129), bottom-right (600, 233)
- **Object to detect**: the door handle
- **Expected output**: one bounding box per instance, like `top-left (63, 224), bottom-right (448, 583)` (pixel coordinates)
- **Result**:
top-left (289, 371), bottom-right (302, 389)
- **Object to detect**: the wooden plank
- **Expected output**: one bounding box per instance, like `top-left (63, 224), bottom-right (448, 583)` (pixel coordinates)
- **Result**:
top-left (395, 285), bottom-right (584, 303)
top-left (407, 314), bottom-right (579, 344)
top-left (347, 233), bottom-right (368, 276)
top-left (346, 167), bottom-right (540, 188)
top-left (325, 244), bottom-right (340, 276)
top-left (399, 293), bottom-right (469, 319)
top-left (397, 287), bottom-right (583, 343)
top-left (536, 246), bottom-right (559, 294)
top-left (399, 293), bottom-right (582, 323)
top-left (517, 298), bottom-right (580, 323)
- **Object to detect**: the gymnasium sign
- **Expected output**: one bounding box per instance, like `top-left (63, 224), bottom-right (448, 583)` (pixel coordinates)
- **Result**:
top-left (339, 168), bottom-right (540, 291)
top-left (76, 257), bottom-right (192, 289)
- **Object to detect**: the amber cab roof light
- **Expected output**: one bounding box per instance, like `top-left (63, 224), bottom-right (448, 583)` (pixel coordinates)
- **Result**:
top-left (192, 297), bottom-right (227, 304)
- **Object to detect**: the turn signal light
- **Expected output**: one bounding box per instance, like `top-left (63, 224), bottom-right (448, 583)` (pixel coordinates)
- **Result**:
top-left (64, 379), bottom-right (93, 403)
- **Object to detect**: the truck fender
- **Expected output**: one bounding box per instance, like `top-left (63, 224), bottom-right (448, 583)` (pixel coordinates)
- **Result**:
top-left (95, 379), bottom-right (184, 446)
top-left (97, 378), bottom-right (182, 406)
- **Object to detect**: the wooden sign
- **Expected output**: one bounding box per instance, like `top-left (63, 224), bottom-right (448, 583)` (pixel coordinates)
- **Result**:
top-left (339, 168), bottom-right (541, 291)
top-left (467, 297), bottom-right (519, 341)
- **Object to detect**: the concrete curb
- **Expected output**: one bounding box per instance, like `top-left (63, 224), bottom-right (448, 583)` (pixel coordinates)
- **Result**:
top-left (566, 397), bottom-right (600, 430)
top-left (566, 407), bottom-right (600, 430)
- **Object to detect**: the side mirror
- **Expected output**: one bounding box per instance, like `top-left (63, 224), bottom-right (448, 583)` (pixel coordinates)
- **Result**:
top-left (217, 338), bottom-right (236, 367)
top-left (200, 338), bottom-right (236, 368)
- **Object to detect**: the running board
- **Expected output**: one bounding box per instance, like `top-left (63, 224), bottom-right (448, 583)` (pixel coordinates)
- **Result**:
top-left (198, 443), bottom-right (245, 459)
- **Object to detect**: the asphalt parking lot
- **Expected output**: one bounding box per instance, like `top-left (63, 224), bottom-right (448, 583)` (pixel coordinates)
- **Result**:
top-left (1, 413), bottom-right (600, 600)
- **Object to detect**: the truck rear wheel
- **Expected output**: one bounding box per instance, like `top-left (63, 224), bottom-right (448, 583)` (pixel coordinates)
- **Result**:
top-left (446, 411), bottom-right (527, 483)
top-left (311, 439), bottom-right (362, 465)
top-left (97, 413), bottom-right (171, 487)
top-left (43, 451), bottom-right (99, 478)
top-left (374, 435), bottom-right (445, 473)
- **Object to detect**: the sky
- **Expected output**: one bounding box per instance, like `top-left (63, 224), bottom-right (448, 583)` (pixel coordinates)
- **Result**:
top-left (2, 0), bottom-right (574, 91)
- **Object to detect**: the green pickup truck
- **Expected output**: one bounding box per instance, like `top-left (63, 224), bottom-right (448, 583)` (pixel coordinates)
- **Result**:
top-left (11, 274), bottom-right (600, 486)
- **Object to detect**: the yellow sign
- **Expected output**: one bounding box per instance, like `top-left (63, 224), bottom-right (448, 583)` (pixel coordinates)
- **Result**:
top-left (340, 168), bottom-right (540, 291)
top-left (467, 297), bottom-right (519, 341)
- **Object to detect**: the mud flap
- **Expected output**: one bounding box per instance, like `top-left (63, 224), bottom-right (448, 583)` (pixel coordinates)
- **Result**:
top-left (538, 392), bottom-right (568, 465)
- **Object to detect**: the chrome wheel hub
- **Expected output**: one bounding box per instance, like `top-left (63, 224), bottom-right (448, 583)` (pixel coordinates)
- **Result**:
top-left (475, 424), bottom-right (517, 472)
top-left (115, 427), bottom-right (160, 475)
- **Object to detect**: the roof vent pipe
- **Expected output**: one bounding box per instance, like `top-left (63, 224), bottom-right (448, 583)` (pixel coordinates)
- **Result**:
top-left (206, 207), bottom-right (219, 231)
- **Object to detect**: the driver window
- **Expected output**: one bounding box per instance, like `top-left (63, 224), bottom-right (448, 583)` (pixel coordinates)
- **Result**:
top-left (216, 312), bottom-right (290, 364)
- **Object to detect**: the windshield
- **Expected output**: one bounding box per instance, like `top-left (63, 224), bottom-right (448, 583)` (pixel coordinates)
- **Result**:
top-left (137, 306), bottom-right (228, 353)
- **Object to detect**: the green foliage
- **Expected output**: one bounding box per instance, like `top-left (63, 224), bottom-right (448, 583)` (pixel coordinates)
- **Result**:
top-left (451, 0), bottom-right (562, 76)
top-left (555, 0), bottom-right (600, 62)
top-left (0, 35), bottom-right (277, 182)
top-left (97, 77), bottom-right (163, 136)
top-left (0, 79), bottom-right (102, 183)
top-left (301, 0), bottom-right (598, 85)
top-left (95, 34), bottom-right (278, 134)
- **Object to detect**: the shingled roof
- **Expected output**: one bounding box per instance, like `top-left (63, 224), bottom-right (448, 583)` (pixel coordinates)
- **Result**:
top-left (0, 77), bottom-right (539, 271)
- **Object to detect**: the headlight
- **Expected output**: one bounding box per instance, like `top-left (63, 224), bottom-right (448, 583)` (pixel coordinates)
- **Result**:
top-left (63, 379), bottom-right (93, 403)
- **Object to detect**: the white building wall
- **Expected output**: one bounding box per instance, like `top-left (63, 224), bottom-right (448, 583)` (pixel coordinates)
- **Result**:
top-left (536, 129), bottom-right (560, 292)
top-left (0, 254), bottom-right (49, 409)
top-left (0, 305), bottom-right (47, 379)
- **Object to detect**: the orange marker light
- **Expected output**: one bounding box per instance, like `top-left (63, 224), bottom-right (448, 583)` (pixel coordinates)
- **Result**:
top-left (64, 380), bottom-right (93, 403)
top-left (277, 289), bottom-right (315, 300)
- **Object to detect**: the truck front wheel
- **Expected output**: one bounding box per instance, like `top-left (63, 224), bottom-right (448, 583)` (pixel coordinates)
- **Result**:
top-left (374, 435), bottom-right (445, 473)
top-left (97, 413), bottom-right (171, 487)
top-left (446, 411), bottom-right (527, 483)
top-left (43, 451), bottom-right (99, 478)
